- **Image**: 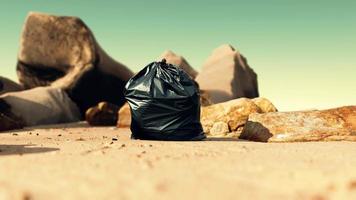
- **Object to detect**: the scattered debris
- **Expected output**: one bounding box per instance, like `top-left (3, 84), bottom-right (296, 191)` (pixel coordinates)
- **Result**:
top-left (75, 137), bottom-right (86, 141)
top-left (12, 133), bottom-right (18, 136)
top-left (112, 137), bottom-right (118, 141)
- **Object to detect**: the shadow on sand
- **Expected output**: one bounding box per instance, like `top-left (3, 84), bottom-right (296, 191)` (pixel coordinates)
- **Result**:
top-left (0, 144), bottom-right (59, 156)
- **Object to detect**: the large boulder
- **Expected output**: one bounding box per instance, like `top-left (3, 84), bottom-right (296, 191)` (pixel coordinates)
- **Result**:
top-left (240, 106), bottom-right (356, 142)
top-left (0, 77), bottom-right (23, 95)
top-left (17, 12), bottom-right (134, 115)
top-left (158, 50), bottom-right (198, 79)
top-left (0, 87), bottom-right (81, 131)
top-left (201, 97), bottom-right (277, 137)
top-left (195, 44), bottom-right (259, 104)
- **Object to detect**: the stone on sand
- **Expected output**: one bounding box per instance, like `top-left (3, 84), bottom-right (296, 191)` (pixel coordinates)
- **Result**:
top-left (195, 44), bottom-right (259, 104)
top-left (117, 102), bottom-right (131, 128)
top-left (17, 12), bottom-right (133, 114)
top-left (240, 106), bottom-right (356, 142)
top-left (0, 87), bottom-right (81, 129)
top-left (209, 121), bottom-right (230, 136)
top-left (158, 50), bottom-right (198, 79)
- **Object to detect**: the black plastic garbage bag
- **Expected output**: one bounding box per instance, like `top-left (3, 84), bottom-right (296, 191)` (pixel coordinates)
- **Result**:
top-left (124, 59), bottom-right (205, 141)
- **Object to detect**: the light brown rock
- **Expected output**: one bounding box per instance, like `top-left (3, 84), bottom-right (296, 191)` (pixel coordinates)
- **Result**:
top-left (209, 122), bottom-right (230, 136)
top-left (252, 97), bottom-right (278, 113)
top-left (240, 106), bottom-right (356, 142)
top-left (17, 12), bottom-right (133, 114)
top-left (0, 87), bottom-right (81, 128)
top-left (117, 102), bottom-right (131, 128)
top-left (158, 50), bottom-right (198, 79)
top-left (196, 44), bottom-right (259, 104)
top-left (201, 98), bottom-right (261, 136)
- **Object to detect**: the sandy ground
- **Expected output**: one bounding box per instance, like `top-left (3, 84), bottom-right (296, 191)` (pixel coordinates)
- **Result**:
top-left (0, 123), bottom-right (356, 200)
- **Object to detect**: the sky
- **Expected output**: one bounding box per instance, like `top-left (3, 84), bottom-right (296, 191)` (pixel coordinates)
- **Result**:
top-left (0, 0), bottom-right (355, 111)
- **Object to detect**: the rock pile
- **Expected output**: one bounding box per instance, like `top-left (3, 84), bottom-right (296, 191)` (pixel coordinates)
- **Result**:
top-left (201, 97), bottom-right (277, 137)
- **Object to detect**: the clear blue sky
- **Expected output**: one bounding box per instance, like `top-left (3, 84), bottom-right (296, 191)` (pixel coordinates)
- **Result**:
top-left (0, 0), bottom-right (355, 111)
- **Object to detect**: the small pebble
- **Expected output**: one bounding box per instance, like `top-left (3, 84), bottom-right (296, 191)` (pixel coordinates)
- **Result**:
top-left (112, 137), bottom-right (118, 141)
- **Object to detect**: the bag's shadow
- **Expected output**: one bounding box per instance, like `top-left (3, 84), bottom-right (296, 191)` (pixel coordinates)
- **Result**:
top-left (0, 144), bottom-right (59, 156)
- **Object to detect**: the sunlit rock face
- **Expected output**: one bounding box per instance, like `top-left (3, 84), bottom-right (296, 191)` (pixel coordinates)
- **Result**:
top-left (201, 97), bottom-right (277, 137)
top-left (240, 106), bottom-right (356, 142)
top-left (17, 12), bottom-right (133, 114)
top-left (196, 44), bottom-right (259, 104)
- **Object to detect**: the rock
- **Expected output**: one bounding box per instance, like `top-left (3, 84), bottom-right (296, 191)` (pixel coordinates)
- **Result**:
top-left (240, 106), bottom-right (356, 142)
top-left (201, 98), bottom-right (261, 136)
top-left (0, 77), bottom-right (23, 95)
top-left (209, 122), bottom-right (230, 136)
top-left (116, 102), bottom-right (131, 128)
top-left (17, 12), bottom-right (133, 114)
top-left (85, 102), bottom-right (119, 126)
top-left (158, 50), bottom-right (198, 79)
top-left (252, 97), bottom-right (278, 113)
top-left (0, 87), bottom-right (80, 129)
top-left (195, 44), bottom-right (259, 104)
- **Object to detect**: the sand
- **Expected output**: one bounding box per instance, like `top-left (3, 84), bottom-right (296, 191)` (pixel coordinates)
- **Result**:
top-left (0, 123), bottom-right (356, 200)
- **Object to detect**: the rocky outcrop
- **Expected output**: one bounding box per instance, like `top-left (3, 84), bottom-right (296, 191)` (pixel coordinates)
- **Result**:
top-left (0, 77), bottom-right (23, 95)
top-left (201, 97), bottom-right (277, 137)
top-left (195, 44), bottom-right (259, 104)
top-left (17, 12), bottom-right (133, 114)
top-left (240, 106), bottom-right (356, 142)
top-left (158, 50), bottom-right (198, 79)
